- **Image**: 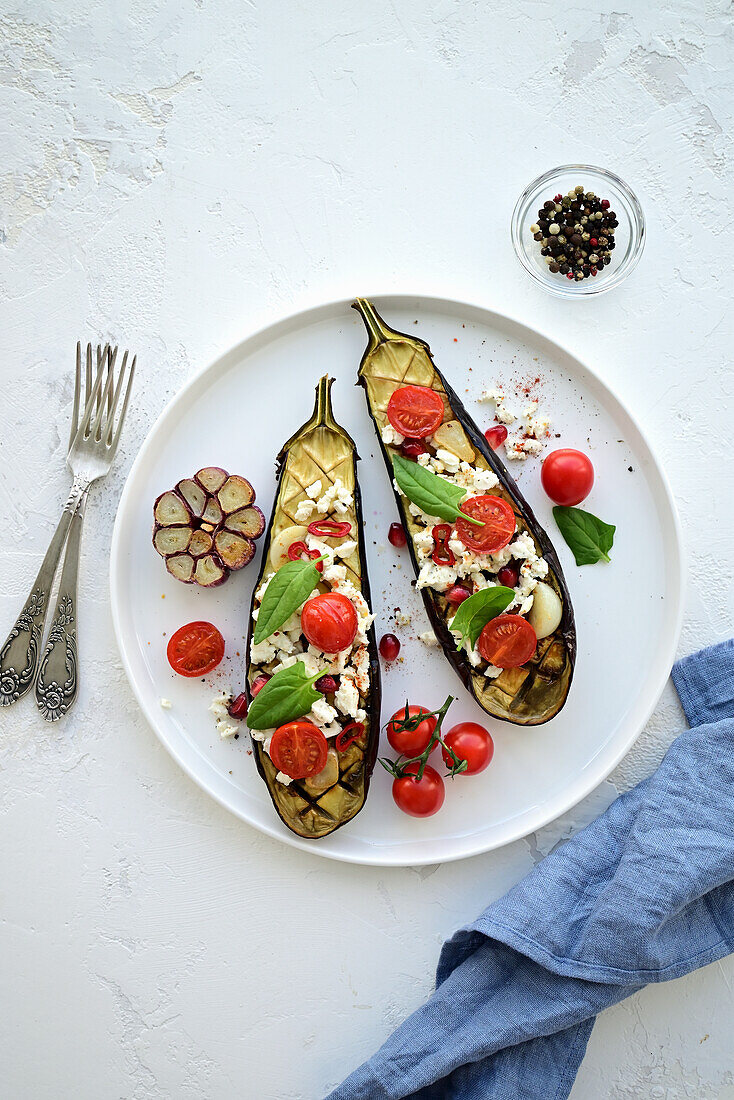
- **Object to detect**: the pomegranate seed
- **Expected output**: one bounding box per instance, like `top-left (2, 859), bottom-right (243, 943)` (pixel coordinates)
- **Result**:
top-left (379, 633), bottom-right (401, 661)
top-left (228, 692), bottom-right (248, 719)
top-left (497, 565), bottom-right (518, 588)
top-left (446, 584), bottom-right (472, 607)
top-left (315, 674), bottom-right (338, 695)
top-left (401, 439), bottom-right (426, 459)
top-left (388, 522), bottom-right (407, 548)
top-left (601, 198), bottom-right (610, 209)
top-left (251, 674), bottom-right (270, 697)
top-left (484, 425), bottom-right (508, 450)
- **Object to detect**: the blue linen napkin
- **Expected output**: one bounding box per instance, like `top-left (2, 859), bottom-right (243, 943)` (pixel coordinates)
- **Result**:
top-left (327, 639), bottom-right (734, 1100)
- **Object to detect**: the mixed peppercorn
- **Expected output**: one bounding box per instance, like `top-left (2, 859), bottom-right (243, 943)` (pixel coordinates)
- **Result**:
top-left (530, 184), bottom-right (618, 282)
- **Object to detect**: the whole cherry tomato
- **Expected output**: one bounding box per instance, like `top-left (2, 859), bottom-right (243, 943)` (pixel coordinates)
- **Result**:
top-left (441, 722), bottom-right (494, 775)
top-left (301, 592), bottom-right (358, 653)
top-left (392, 763), bottom-right (445, 817)
top-left (541, 449), bottom-right (594, 506)
top-left (386, 705), bottom-right (437, 756)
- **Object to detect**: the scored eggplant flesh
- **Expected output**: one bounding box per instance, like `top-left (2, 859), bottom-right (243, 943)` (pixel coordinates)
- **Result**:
top-left (152, 468), bottom-right (265, 587)
top-left (245, 376), bottom-right (381, 839)
top-left (353, 298), bottom-right (575, 726)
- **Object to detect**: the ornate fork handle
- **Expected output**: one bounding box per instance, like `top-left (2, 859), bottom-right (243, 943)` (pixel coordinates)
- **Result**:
top-left (35, 490), bottom-right (88, 721)
top-left (0, 479), bottom-right (87, 708)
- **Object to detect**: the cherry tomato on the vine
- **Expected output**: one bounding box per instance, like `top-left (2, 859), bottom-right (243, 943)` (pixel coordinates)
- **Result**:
top-left (441, 722), bottom-right (494, 775)
top-left (386, 705), bottom-right (437, 756)
top-left (392, 763), bottom-right (445, 817)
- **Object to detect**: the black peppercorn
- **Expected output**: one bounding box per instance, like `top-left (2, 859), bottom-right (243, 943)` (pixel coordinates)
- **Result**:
top-left (549, 263), bottom-right (559, 273)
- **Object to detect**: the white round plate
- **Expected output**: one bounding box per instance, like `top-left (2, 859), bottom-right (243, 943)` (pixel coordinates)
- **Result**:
top-left (111, 296), bottom-right (683, 866)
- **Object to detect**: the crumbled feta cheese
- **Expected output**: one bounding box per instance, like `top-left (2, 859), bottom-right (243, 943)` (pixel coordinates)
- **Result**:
top-left (504, 435), bottom-right (544, 460)
top-left (336, 539), bottom-right (358, 559)
top-left (419, 630), bottom-right (439, 647)
top-left (315, 478), bottom-right (353, 516)
top-left (323, 561), bottom-right (347, 586)
top-left (305, 480), bottom-right (322, 499)
top-left (159, 698), bottom-right (172, 710)
top-left (381, 423), bottom-right (405, 446)
top-left (337, 580), bottom-right (375, 642)
top-left (465, 641), bottom-right (483, 667)
top-left (294, 499), bottom-right (317, 522)
top-left (255, 573), bottom-right (275, 602)
top-left (417, 561), bottom-right (457, 592)
top-left (335, 674), bottom-right (360, 717)
top-left (275, 771), bottom-right (293, 786)
top-left (484, 664), bottom-right (502, 679)
top-left (479, 386), bottom-right (505, 405)
top-left (250, 638), bottom-right (276, 664)
top-left (309, 698), bottom-right (338, 726)
top-left (509, 532), bottom-right (537, 561)
top-left (393, 477), bottom-right (406, 497)
top-left (413, 529), bottom-right (435, 560)
top-left (435, 448), bottom-right (461, 473)
top-left (351, 645), bottom-right (370, 694)
top-left (395, 611), bottom-right (412, 626)
top-left (270, 631), bottom-right (296, 656)
top-left (210, 692), bottom-right (238, 739)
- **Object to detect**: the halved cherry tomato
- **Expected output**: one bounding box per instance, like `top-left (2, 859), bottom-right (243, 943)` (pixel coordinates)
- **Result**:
top-left (392, 763), bottom-right (445, 817)
top-left (441, 722), bottom-right (494, 775)
top-left (455, 495), bottom-right (516, 554)
top-left (269, 721), bottom-right (328, 779)
top-left (387, 385), bottom-right (444, 439)
top-left (478, 614), bottom-right (537, 668)
top-left (167, 621), bottom-right (225, 677)
top-left (386, 705), bottom-right (437, 756)
top-left (541, 449), bottom-right (594, 506)
top-left (301, 592), bottom-right (358, 653)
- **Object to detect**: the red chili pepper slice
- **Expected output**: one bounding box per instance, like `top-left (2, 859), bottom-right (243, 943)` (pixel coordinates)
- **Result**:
top-left (287, 541), bottom-right (323, 572)
top-left (335, 721), bottom-right (364, 751)
top-left (431, 524), bottom-right (455, 567)
top-left (307, 519), bottom-right (352, 539)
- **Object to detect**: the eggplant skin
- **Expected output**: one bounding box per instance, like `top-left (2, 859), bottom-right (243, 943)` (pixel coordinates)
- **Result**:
top-left (245, 377), bottom-right (381, 839)
top-left (353, 299), bottom-right (575, 726)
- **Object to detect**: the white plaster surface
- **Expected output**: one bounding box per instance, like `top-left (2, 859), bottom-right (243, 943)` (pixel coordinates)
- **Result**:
top-left (1, 2), bottom-right (733, 1097)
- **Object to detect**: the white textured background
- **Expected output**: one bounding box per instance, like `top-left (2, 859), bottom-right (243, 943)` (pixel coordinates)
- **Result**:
top-left (2, 2), bottom-right (733, 1097)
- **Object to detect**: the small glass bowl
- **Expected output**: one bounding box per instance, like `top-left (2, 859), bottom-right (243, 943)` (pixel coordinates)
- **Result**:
top-left (511, 165), bottom-right (645, 298)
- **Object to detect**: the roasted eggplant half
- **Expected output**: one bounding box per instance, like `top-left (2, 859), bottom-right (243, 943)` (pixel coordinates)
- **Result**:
top-left (245, 376), bottom-right (381, 838)
top-left (353, 299), bottom-right (575, 725)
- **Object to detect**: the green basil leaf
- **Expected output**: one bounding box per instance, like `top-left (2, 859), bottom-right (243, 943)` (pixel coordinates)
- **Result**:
top-left (253, 558), bottom-right (321, 644)
top-left (391, 454), bottom-right (483, 526)
top-left (247, 662), bottom-right (323, 730)
top-left (448, 586), bottom-right (514, 649)
top-left (553, 505), bottom-right (615, 566)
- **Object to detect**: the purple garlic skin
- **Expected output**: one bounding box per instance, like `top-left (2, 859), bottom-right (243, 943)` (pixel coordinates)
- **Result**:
top-left (153, 468), bottom-right (265, 587)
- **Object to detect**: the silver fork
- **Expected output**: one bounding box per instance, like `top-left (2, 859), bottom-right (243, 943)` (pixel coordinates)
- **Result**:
top-left (0, 344), bottom-right (135, 718)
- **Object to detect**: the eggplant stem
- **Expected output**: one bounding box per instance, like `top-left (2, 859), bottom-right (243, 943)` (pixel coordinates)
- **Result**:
top-left (279, 375), bottom-right (354, 459)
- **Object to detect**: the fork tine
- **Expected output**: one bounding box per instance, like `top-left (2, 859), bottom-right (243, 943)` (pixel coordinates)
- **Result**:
top-left (105, 350), bottom-right (129, 445)
top-left (86, 343), bottom-right (93, 411)
top-left (70, 342), bottom-right (82, 451)
top-left (89, 350), bottom-right (116, 441)
top-left (75, 354), bottom-right (108, 442)
top-left (110, 354), bottom-right (136, 454)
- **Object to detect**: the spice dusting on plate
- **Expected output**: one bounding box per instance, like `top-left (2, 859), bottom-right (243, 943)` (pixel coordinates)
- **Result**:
top-left (530, 184), bottom-right (618, 282)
